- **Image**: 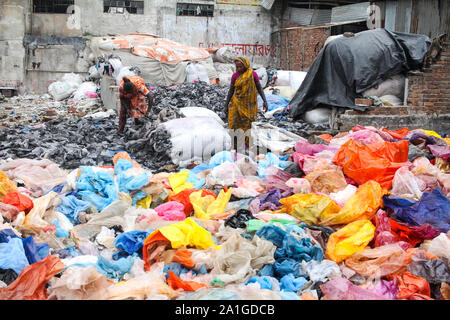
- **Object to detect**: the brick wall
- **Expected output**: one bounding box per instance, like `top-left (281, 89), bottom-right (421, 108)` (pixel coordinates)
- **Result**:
top-left (407, 41), bottom-right (450, 108)
top-left (279, 20), bottom-right (330, 71)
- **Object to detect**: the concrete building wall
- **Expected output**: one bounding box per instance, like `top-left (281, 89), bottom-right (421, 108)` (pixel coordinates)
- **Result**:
top-left (0, 1), bottom-right (28, 88)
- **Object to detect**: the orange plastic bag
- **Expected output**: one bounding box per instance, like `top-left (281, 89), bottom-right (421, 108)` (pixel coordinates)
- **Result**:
top-left (0, 255), bottom-right (65, 300)
top-left (396, 272), bottom-right (433, 300)
top-left (333, 139), bottom-right (409, 189)
top-left (168, 189), bottom-right (216, 216)
top-left (167, 271), bottom-right (207, 292)
top-left (171, 248), bottom-right (195, 269)
top-left (381, 128), bottom-right (409, 140)
top-left (325, 220), bottom-right (376, 263)
top-left (2, 191), bottom-right (34, 213)
top-left (321, 180), bottom-right (385, 226)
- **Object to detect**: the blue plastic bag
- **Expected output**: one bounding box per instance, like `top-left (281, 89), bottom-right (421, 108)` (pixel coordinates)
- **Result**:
top-left (114, 230), bottom-right (151, 256)
top-left (384, 187), bottom-right (450, 233)
top-left (258, 153), bottom-right (292, 178)
top-left (77, 166), bottom-right (119, 211)
top-left (209, 151), bottom-right (234, 167)
top-left (280, 273), bottom-right (308, 292)
top-left (56, 195), bottom-right (91, 224)
top-left (258, 94), bottom-right (290, 112)
top-left (0, 237), bottom-right (29, 275)
top-left (95, 255), bottom-right (135, 279)
top-left (22, 236), bottom-right (49, 265)
top-left (245, 276), bottom-right (277, 290)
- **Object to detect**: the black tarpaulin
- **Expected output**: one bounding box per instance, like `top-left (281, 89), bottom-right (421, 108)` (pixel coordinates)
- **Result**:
top-left (289, 29), bottom-right (432, 120)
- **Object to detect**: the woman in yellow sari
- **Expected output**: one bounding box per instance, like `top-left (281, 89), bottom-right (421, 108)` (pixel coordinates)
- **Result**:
top-left (224, 57), bottom-right (268, 150)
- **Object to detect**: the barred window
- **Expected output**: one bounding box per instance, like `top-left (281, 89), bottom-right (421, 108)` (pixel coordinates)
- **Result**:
top-left (176, 3), bottom-right (214, 17)
top-left (104, 0), bottom-right (144, 14)
top-left (33, 0), bottom-right (75, 13)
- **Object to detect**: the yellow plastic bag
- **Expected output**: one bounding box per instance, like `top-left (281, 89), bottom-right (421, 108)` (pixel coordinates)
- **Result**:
top-left (277, 193), bottom-right (341, 225)
top-left (190, 188), bottom-right (232, 220)
top-left (156, 217), bottom-right (221, 250)
top-left (0, 170), bottom-right (17, 201)
top-left (168, 171), bottom-right (194, 194)
top-left (321, 180), bottom-right (385, 226)
top-left (136, 195), bottom-right (152, 209)
top-left (325, 219), bottom-right (376, 263)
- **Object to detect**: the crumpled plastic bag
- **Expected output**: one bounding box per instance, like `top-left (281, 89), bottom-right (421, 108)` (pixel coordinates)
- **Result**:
top-left (232, 177), bottom-right (265, 198)
top-left (305, 167), bottom-right (348, 195)
top-left (373, 210), bottom-right (440, 249)
top-left (169, 171), bottom-right (194, 194)
top-left (0, 202), bottom-right (20, 221)
top-left (344, 243), bottom-right (408, 279)
top-left (278, 193), bottom-right (340, 226)
top-left (0, 237), bottom-right (30, 276)
top-left (76, 166), bottom-right (119, 212)
top-left (264, 166), bottom-right (295, 194)
top-left (114, 230), bottom-right (151, 256)
top-left (190, 188), bottom-right (232, 220)
top-left (285, 178), bottom-right (311, 194)
top-left (0, 170), bottom-right (17, 201)
top-left (329, 184), bottom-right (357, 207)
top-left (391, 166), bottom-right (426, 199)
top-left (224, 209), bottom-right (255, 229)
top-left (257, 152), bottom-right (291, 179)
top-left (325, 220), bottom-right (376, 263)
top-left (0, 159), bottom-right (67, 198)
top-left (294, 140), bottom-right (338, 156)
top-left (428, 144), bottom-right (450, 161)
top-left (385, 187), bottom-right (450, 233)
top-left (321, 180), bottom-right (385, 226)
top-left (22, 191), bottom-right (59, 229)
top-left (364, 278), bottom-right (399, 300)
top-left (320, 277), bottom-right (388, 300)
top-left (48, 265), bottom-right (114, 300)
top-left (206, 162), bottom-right (243, 187)
top-left (154, 201), bottom-right (186, 221)
top-left (420, 233), bottom-right (450, 260)
top-left (280, 273), bottom-right (308, 292)
top-left (0, 255), bottom-right (65, 300)
top-left (56, 195), bottom-right (90, 224)
top-left (333, 139), bottom-right (409, 189)
top-left (2, 191), bottom-right (33, 214)
top-left (168, 188), bottom-right (216, 217)
top-left (211, 230), bottom-right (276, 284)
top-left (299, 259), bottom-right (341, 282)
top-left (143, 218), bottom-right (220, 269)
top-left (395, 271), bottom-right (433, 300)
top-left (411, 157), bottom-right (440, 190)
top-left (407, 258), bottom-right (450, 299)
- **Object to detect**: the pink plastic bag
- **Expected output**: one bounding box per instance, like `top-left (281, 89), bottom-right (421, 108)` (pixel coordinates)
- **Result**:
top-left (154, 201), bottom-right (186, 221)
top-left (391, 166), bottom-right (426, 199)
top-left (321, 277), bottom-right (389, 300)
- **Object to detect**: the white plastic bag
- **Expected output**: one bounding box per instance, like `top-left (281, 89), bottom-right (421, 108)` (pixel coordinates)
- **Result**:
top-left (115, 66), bottom-right (140, 85)
top-left (62, 73), bottom-right (83, 89)
top-left (179, 107), bottom-right (225, 126)
top-left (73, 82), bottom-right (98, 100)
top-left (274, 70), bottom-right (291, 86)
top-left (48, 81), bottom-right (76, 101)
top-left (303, 107), bottom-right (332, 124)
top-left (162, 117), bottom-right (232, 167)
top-left (251, 122), bottom-right (307, 153)
top-left (206, 161), bottom-right (243, 187)
top-left (363, 74), bottom-right (405, 99)
top-left (391, 166), bottom-right (426, 199)
top-left (264, 86), bottom-right (297, 100)
top-left (213, 47), bottom-right (237, 64)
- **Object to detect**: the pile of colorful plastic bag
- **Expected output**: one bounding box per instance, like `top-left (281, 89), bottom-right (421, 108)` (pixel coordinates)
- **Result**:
top-left (0, 125), bottom-right (449, 300)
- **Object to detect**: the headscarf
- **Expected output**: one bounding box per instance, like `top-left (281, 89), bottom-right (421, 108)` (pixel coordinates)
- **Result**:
top-left (234, 57), bottom-right (250, 72)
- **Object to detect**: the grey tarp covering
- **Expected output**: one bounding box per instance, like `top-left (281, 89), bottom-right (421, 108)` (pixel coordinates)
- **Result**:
top-left (289, 29), bottom-right (432, 120)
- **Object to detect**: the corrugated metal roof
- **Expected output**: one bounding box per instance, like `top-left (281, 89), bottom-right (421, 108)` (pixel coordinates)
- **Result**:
top-left (260, 0), bottom-right (276, 10)
top-left (290, 8), bottom-right (314, 26)
top-left (311, 9), bottom-right (332, 25)
top-left (331, 1), bottom-right (370, 24)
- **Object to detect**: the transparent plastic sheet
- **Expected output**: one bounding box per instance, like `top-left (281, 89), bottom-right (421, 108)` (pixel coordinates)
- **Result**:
top-left (320, 277), bottom-right (388, 300)
top-left (304, 167), bottom-right (347, 195)
top-left (206, 162), bottom-right (243, 187)
top-left (0, 255), bottom-right (65, 300)
top-left (299, 259), bottom-right (341, 282)
top-left (176, 287), bottom-right (238, 300)
top-left (0, 159), bottom-right (67, 198)
top-left (391, 166), bottom-right (426, 199)
top-left (224, 282), bottom-right (282, 300)
top-left (211, 230), bottom-right (276, 284)
top-left (325, 220), bottom-right (376, 263)
top-left (48, 265), bottom-right (114, 300)
top-left (420, 232), bottom-right (450, 260)
top-left (344, 243), bottom-right (408, 279)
